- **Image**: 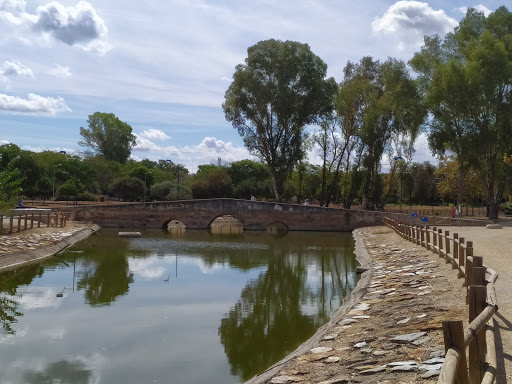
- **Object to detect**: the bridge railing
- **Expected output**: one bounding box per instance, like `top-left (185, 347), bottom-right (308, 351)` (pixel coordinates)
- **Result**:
top-left (384, 216), bottom-right (499, 384)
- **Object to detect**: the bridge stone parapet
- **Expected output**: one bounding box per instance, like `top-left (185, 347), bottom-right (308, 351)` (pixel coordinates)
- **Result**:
top-left (66, 199), bottom-right (386, 231)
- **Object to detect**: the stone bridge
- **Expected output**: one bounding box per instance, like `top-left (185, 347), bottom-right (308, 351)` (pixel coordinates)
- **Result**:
top-left (67, 198), bottom-right (385, 231)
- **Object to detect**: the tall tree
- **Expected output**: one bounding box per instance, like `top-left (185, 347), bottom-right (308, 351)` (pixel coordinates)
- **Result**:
top-left (223, 39), bottom-right (337, 201)
top-left (410, 7), bottom-right (512, 219)
top-left (340, 57), bottom-right (424, 209)
top-left (79, 112), bottom-right (136, 164)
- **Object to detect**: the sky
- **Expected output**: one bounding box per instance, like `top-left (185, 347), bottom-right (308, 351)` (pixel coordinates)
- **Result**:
top-left (0, 0), bottom-right (504, 172)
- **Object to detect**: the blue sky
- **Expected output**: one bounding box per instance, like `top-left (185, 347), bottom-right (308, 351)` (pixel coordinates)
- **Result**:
top-left (0, 0), bottom-right (503, 172)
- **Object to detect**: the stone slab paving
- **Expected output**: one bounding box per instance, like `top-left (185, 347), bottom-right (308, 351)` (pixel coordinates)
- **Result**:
top-left (249, 226), bottom-right (468, 384)
top-left (0, 222), bottom-right (99, 270)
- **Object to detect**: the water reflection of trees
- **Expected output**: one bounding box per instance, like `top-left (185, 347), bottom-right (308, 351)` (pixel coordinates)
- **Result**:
top-left (218, 238), bottom-right (357, 381)
top-left (23, 359), bottom-right (93, 384)
top-left (76, 242), bottom-right (134, 307)
top-left (0, 263), bottom-right (45, 334)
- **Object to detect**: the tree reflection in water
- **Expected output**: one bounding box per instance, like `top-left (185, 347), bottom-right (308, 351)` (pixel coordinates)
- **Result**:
top-left (76, 240), bottom-right (134, 307)
top-left (0, 263), bottom-right (45, 334)
top-left (23, 360), bottom-right (93, 384)
top-left (219, 235), bottom-right (356, 381)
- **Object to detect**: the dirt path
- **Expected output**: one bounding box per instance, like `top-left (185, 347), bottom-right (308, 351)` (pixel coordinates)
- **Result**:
top-left (441, 224), bottom-right (512, 384)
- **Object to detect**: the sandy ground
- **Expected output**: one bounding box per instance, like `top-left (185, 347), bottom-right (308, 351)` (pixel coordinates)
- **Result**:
top-left (441, 223), bottom-right (512, 384)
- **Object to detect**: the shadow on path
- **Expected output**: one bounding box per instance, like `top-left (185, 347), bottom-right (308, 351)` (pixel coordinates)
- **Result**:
top-left (494, 311), bottom-right (512, 384)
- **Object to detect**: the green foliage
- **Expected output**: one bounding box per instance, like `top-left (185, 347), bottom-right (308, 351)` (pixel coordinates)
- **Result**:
top-left (166, 185), bottom-right (193, 201)
top-left (79, 112), bottom-right (136, 164)
top-left (150, 180), bottom-right (175, 200)
top-left (228, 160), bottom-right (272, 199)
top-left (410, 6), bottom-right (512, 218)
top-left (130, 166), bottom-right (154, 189)
top-left (111, 176), bottom-right (145, 201)
top-left (56, 179), bottom-right (85, 201)
top-left (0, 168), bottom-right (22, 213)
top-left (189, 167), bottom-right (233, 199)
top-left (223, 39), bottom-right (337, 201)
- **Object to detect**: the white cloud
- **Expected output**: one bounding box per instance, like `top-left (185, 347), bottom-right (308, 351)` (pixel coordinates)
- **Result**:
top-left (139, 128), bottom-right (169, 141)
top-left (48, 64), bottom-right (72, 78)
top-left (1, 60), bottom-right (33, 78)
top-left (0, 0), bottom-right (111, 54)
top-left (129, 258), bottom-right (167, 279)
top-left (457, 5), bottom-right (492, 17)
top-left (372, 1), bottom-right (458, 50)
top-left (0, 92), bottom-right (70, 114)
top-left (132, 135), bottom-right (254, 172)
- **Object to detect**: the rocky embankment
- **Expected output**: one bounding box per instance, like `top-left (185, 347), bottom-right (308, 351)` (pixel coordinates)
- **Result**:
top-left (249, 226), bottom-right (468, 384)
top-left (0, 222), bottom-right (99, 270)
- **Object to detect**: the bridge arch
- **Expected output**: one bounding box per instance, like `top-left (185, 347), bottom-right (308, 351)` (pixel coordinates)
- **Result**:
top-left (209, 215), bottom-right (244, 235)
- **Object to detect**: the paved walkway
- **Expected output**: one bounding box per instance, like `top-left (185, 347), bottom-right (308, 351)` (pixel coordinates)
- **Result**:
top-left (442, 223), bottom-right (512, 384)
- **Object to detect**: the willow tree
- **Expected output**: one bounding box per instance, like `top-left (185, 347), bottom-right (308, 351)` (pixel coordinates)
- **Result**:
top-left (410, 7), bottom-right (512, 219)
top-left (223, 39), bottom-right (337, 201)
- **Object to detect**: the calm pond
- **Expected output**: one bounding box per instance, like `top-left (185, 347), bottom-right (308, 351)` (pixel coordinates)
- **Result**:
top-left (0, 229), bottom-right (358, 384)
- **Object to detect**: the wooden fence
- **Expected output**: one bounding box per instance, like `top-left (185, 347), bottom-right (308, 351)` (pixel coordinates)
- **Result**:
top-left (384, 216), bottom-right (499, 384)
top-left (386, 206), bottom-right (489, 218)
top-left (0, 211), bottom-right (69, 235)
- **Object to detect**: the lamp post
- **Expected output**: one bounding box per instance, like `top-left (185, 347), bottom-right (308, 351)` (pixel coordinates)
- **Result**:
top-left (52, 163), bottom-right (62, 199)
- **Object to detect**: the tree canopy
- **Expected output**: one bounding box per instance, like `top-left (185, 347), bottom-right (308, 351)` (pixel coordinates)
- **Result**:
top-left (223, 39), bottom-right (337, 201)
top-left (79, 112), bottom-right (136, 164)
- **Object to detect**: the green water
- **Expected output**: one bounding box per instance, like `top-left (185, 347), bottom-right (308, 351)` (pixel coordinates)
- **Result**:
top-left (0, 229), bottom-right (358, 383)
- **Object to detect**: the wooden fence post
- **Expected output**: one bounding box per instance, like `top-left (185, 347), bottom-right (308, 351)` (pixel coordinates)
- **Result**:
top-left (17, 216), bottom-right (21, 232)
top-left (30, 213), bottom-right (34, 229)
top-left (24, 214), bottom-right (28, 230)
top-left (453, 233), bottom-right (459, 271)
top-left (469, 284), bottom-right (487, 383)
top-left (47, 212), bottom-right (50, 227)
top-left (459, 238), bottom-right (466, 279)
top-left (442, 320), bottom-right (469, 384)
top-left (438, 228), bottom-right (444, 256)
top-left (426, 226), bottom-right (431, 250)
top-left (0, 214), bottom-right (3, 234)
top-left (445, 231), bottom-right (451, 263)
top-left (420, 226), bottom-right (425, 246)
top-left (433, 226), bottom-right (438, 249)
top-left (38, 212), bottom-right (41, 228)
top-left (9, 216), bottom-right (13, 234)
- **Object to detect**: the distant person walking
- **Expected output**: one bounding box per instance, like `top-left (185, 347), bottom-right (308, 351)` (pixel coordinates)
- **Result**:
top-left (250, 194), bottom-right (256, 201)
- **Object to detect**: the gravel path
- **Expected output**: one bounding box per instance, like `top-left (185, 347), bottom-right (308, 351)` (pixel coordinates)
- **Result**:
top-left (442, 224), bottom-right (512, 384)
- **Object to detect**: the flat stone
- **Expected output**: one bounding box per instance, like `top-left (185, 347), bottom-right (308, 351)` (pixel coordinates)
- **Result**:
top-left (324, 356), bottom-right (341, 363)
top-left (353, 315), bottom-right (371, 319)
top-left (270, 376), bottom-right (302, 383)
top-left (391, 332), bottom-right (427, 343)
top-left (486, 224), bottom-right (503, 229)
top-left (397, 317), bottom-right (411, 324)
top-left (354, 342), bottom-right (367, 348)
top-left (419, 363), bottom-right (443, 371)
top-left (323, 333), bottom-right (338, 341)
top-left (390, 364), bottom-right (417, 372)
top-left (299, 351), bottom-right (335, 362)
top-left (387, 361), bottom-right (418, 367)
top-left (360, 348), bottom-right (374, 354)
top-left (372, 350), bottom-right (389, 356)
top-left (420, 370), bottom-right (441, 379)
top-left (412, 336), bottom-right (431, 346)
top-left (423, 357), bottom-right (444, 364)
top-left (338, 319), bottom-right (357, 326)
top-left (358, 365), bottom-right (387, 374)
top-left (310, 347), bottom-right (333, 354)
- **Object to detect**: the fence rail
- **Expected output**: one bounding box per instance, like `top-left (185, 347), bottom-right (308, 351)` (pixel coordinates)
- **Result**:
top-left (384, 216), bottom-right (499, 384)
top-left (0, 210), bottom-right (69, 235)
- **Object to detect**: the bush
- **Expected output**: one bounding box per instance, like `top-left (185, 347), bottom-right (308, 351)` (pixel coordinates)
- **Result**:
top-left (111, 176), bottom-right (145, 201)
